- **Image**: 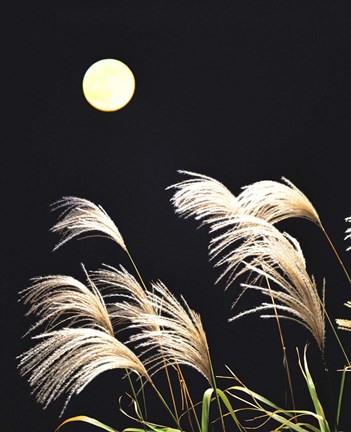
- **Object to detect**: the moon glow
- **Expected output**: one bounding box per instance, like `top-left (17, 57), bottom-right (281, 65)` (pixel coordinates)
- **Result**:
top-left (82, 59), bottom-right (135, 112)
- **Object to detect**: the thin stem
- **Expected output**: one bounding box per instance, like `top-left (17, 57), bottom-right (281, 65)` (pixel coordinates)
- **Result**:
top-left (322, 359), bottom-right (335, 428)
top-left (317, 225), bottom-right (350, 363)
top-left (266, 277), bottom-right (296, 413)
top-left (140, 376), bottom-right (148, 421)
top-left (150, 381), bottom-right (183, 430)
top-left (335, 367), bottom-right (347, 431)
top-left (126, 249), bottom-right (149, 292)
top-left (182, 388), bottom-right (196, 432)
top-left (162, 356), bottom-right (180, 424)
top-left (323, 296), bottom-right (350, 364)
top-left (126, 371), bottom-right (146, 428)
top-left (321, 225), bottom-right (351, 286)
top-left (176, 364), bottom-right (201, 432)
top-left (208, 352), bottom-right (226, 432)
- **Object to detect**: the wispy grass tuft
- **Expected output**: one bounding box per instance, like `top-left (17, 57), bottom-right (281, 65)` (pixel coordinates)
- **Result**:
top-left (168, 170), bottom-right (238, 225)
top-left (51, 196), bottom-right (127, 251)
top-left (169, 171), bottom-right (321, 228)
top-left (209, 216), bottom-right (325, 350)
top-left (345, 216), bottom-right (351, 251)
top-left (336, 301), bottom-right (351, 332)
top-left (170, 173), bottom-right (325, 351)
top-left (18, 328), bottom-right (150, 414)
top-left (19, 268), bottom-right (114, 336)
top-left (127, 280), bottom-right (213, 387)
top-left (90, 264), bottom-right (158, 330)
top-left (236, 177), bottom-right (321, 226)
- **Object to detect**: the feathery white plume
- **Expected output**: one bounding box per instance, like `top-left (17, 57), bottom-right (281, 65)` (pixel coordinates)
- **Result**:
top-left (51, 196), bottom-right (127, 251)
top-left (336, 301), bottom-right (351, 332)
top-left (18, 328), bottom-right (150, 413)
top-left (209, 215), bottom-right (306, 283)
top-left (91, 267), bottom-right (213, 382)
top-left (90, 267), bottom-right (213, 383)
top-left (90, 265), bottom-right (159, 330)
top-left (128, 281), bottom-right (213, 386)
top-left (237, 177), bottom-right (321, 226)
top-left (169, 170), bottom-right (238, 224)
top-left (170, 172), bottom-right (324, 349)
top-left (210, 216), bottom-right (325, 350)
top-left (336, 218), bottom-right (351, 332)
top-left (169, 171), bottom-right (321, 228)
top-left (18, 266), bottom-right (151, 413)
top-left (19, 270), bottom-right (114, 336)
top-left (345, 216), bottom-right (351, 251)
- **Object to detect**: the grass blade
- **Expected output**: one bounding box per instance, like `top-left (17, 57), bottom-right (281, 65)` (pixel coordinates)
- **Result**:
top-left (297, 347), bottom-right (331, 432)
top-left (201, 388), bottom-right (213, 432)
top-left (124, 422), bottom-right (181, 432)
top-left (216, 389), bottom-right (244, 431)
top-left (335, 367), bottom-right (347, 430)
top-left (55, 416), bottom-right (118, 432)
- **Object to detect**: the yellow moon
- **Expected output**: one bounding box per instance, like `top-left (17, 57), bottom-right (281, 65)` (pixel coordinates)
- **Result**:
top-left (82, 59), bottom-right (135, 112)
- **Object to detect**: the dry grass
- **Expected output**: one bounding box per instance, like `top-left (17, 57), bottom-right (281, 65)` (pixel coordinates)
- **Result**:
top-left (170, 173), bottom-right (325, 351)
top-left (51, 196), bottom-right (127, 251)
top-left (170, 171), bottom-right (321, 228)
top-left (18, 328), bottom-right (150, 413)
top-left (18, 173), bottom-right (351, 431)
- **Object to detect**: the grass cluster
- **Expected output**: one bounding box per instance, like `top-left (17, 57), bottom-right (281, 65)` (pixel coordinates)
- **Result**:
top-left (19, 171), bottom-right (351, 432)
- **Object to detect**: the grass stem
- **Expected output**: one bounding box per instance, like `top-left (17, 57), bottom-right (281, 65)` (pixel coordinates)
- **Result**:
top-left (176, 364), bottom-right (201, 432)
top-left (266, 277), bottom-right (296, 413)
top-left (321, 225), bottom-right (351, 287)
top-left (208, 353), bottom-right (226, 432)
top-left (335, 367), bottom-right (347, 431)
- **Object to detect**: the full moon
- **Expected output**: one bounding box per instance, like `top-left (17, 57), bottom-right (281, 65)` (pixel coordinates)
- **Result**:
top-left (82, 59), bottom-right (135, 112)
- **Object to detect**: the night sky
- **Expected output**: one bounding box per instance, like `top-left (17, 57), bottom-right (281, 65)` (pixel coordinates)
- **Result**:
top-left (3, 2), bottom-right (351, 431)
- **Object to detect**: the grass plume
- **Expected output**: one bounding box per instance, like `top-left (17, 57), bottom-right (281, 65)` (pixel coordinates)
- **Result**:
top-left (127, 281), bottom-right (213, 387)
top-left (336, 301), bottom-right (351, 332)
top-left (169, 171), bottom-right (321, 229)
top-left (90, 265), bottom-right (158, 330)
top-left (170, 173), bottom-right (325, 351)
top-left (51, 196), bottom-right (127, 252)
top-left (18, 174), bottom-right (351, 431)
top-left (209, 216), bottom-right (325, 351)
top-left (18, 328), bottom-right (150, 414)
top-left (20, 269), bottom-right (114, 336)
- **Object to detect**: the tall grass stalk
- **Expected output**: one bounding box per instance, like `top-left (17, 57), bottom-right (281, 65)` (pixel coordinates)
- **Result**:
top-left (266, 276), bottom-right (296, 412)
top-left (335, 367), bottom-right (347, 431)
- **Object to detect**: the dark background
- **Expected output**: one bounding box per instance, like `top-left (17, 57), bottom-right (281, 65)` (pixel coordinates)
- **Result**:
top-left (3, 1), bottom-right (351, 431)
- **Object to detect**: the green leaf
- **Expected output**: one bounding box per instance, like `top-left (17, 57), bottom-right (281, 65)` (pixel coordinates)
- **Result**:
top-left (336, 367), bottom-right (347, 429)
top-left (201, 388), bottom-right (213, 432)
top-left (146, 424), bottom-right (181, 432)
top-left (55, 415), bottom-right (118, 432)
top-left (124, 427), bottom-right (180, 432)
top-left (226, 385), bottom-right (324, 432)
top-left (216, 389), bottom-right (244, 431)
top-left (123, 420), bottom-right (181, 432)
top-left (298, 347), bottom-right (331, 432)
top-left (200, 387), bottom-right (244, 432)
